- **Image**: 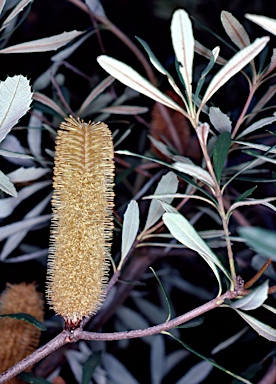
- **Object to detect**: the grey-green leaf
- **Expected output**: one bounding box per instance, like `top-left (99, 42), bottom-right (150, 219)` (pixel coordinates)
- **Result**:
top-left (163, 212), bottom-right (231, 290)
top-left (120, 200), bottom-right (139, 265)
top-left (144, 171), bottom-right (179, 231)
top-left (229, 280), bottom-right (269, 310)
top-left (237, 226), bottom-right (276, 260)
top-left (0, 75), bottom-right (32, 143)
top-left (82, 351), bottom-right (102, 384)
top-left (0, 169), bottom-right (17, 196)
top-left (176, 360), bottom-right (213, 384)
top-left (213, 132), bottom-right (231, 183)
top-left (172, 162), bottom-right (215, 188)
top-left (0, 312), bottom-right (46, 330)
top-left (209, 107), bottom-right (232, 133)
top-left (233, 309), bottom-right (276, 341)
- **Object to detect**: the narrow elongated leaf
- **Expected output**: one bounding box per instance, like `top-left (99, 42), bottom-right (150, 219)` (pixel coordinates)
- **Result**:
top-left (120, 200), bottom-right (139, 265)
top-left (235, 186), bottom-right (257, 202)
top-left (8, 167), bottom-right (49, 182)
top-left (221, 11), bottom-right (250, 49)
top-left (51, 30), bottom-right (93, 62)
top-left (267, 49), bottom-right (276, 74)
top-left (97, 55), bottom-right (185, 114)
top-left (0, 0), bottom-right (6, 14)
top-left (238, 226), bottom-right (276, 260)
top-left (194, 47), bottom-right (220, 104)
top-left (233, 309), bottom-right (276, 341)
top-left (0, 75), bottom-right (32, 143)
top-left (236, 114), bottom-right (276, 139)
top-left (0, 169), bottom-right (17, 196)
top-left (151, 335), bottom-right (165, 384)
top-left (195, 40), bottom-right (227, 65)
top-left (213, 132), bottom-right (231, 183)
top-left (28, 110), bottom-right (42, 159)
top-left (0, 312), bottom-right (46, 330)
top-left (209, 107), bottom-right (232, 133)
top-left (100, 105), bottom-right (148, 115)
top-left (0, 30), bottom-right (84, 53)
top-left (0, 180), bottom-right (50, 219)
top-left (18, 373), bottom-right (51, 384)
top-left (136, 36), bottom-right (186, 104)
top-left (103, 354), bottom-right (140, 384)
top-left (246, 85), bottom-right (276, 124)
top-left (0, 148), bottom-right (33, 159)
top-left (33, 91), bottom-right (66, 117)
top-left (234, 140), bottom-right (276, 153)
top-left (245, 14), bottom-right (276, 36)
top-left (0, 0), bottom-right (33, 32)
top-left (230, 280), bottom-right (269, 310)
top-left (166, 332), bottom-right (251, 384)
top-left (163, 212), bottom-right (231, 288)
top-left (82, 351), bottom-right (102, 384)
top-left (172, 161), bottom-right (215, 188)
top-left (211, 327), bottom-right (248, 355)
top-left (144, 171), bottom-right (179, 231)
top-left (78, 75), bottom-right (114, 116)
top-left (0, 214), bottom-right (51, 244)
top-left (201, 37), bottom-right (269, 106)
top-left (228, 197), bottom-right (276, 218)
top-left (1, 196), bottom-right (51, 260)
top-left (85, 0), bottom-right (106, 18)
top-left (171, 9), bottom-right (194, 100)
top-left (176, 360), bottom-right (213, 384)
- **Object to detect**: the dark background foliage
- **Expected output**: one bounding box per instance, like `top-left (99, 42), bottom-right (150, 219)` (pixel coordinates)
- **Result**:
top-left (0, 1), bottom-right (275, 383)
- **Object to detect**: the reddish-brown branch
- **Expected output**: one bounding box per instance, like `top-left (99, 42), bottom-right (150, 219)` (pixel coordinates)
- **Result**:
top-left (0, 290), bottom-right (237, 383)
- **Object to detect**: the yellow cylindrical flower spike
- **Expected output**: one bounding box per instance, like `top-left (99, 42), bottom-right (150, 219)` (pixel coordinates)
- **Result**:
top-left (0, 283), bottom-right (44, 383)
top-left (46, 116), bottom-right (115, 329)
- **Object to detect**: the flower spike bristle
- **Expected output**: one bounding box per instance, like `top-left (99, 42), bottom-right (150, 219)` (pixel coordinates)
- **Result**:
top-left (46, 116), bottom-right (115, 327)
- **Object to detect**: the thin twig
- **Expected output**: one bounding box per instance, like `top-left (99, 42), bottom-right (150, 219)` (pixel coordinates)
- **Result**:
top-left (0, 290), bottom-right (237, 382)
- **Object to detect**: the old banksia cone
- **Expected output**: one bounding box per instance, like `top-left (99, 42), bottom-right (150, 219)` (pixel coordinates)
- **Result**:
top-left (0, 283), bottom-right (44, 382)
top-left (47, 116), bottom-right (115, 328)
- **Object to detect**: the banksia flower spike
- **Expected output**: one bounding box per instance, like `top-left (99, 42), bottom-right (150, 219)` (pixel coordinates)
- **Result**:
top-left (47, 116), bottom-right (115, 330)
top-left (0, 283), bottom-right (44, 383)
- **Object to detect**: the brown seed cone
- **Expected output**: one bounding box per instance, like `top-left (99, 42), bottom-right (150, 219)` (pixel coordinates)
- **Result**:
top-left (46, 117), bottom-right (115, 326)
top-left (0, 283), bottom-right (44, 383)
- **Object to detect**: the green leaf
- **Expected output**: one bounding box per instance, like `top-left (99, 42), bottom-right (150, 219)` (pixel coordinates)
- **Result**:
top-left (229, 280), bottom-right (269, 310)
top-left (164, 332), bottom-right (252, 383)
top-left (0, 313), bottom-right (46, 331)
top-left (233, 309), bottom-right (276, 341)
top-left (150, 267), bottom-right (172, 322)
top-left (120, 200), bottom-right (140, 268)
top-left (82, 351), bottom-right (102, 384)
top-left (194, 47), bottom-right (220, 105)
top-left (144, 171), bottom-right (179, 231)
top-left (237, 227), bottom-right (276, 260)
top-left (163, 212), bottom-right (232, 292)
top-left (136, 37), bottom-right (185, 105)
top-left (235, 186), bottom-right (257, 202)
top-left (213, 132), bottom-right (231, 184)
top-left (18, 372), bottom-right (51, 383)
